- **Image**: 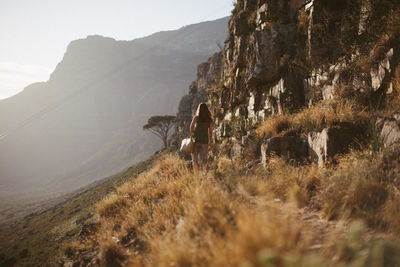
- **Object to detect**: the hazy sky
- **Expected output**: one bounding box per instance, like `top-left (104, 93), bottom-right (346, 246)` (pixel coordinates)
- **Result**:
top-left (0, 0), bottom-right (233, 99)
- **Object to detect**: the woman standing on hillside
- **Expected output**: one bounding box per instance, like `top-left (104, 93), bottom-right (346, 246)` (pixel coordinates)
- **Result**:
top-left (190, 103), bottom-right (213, 174)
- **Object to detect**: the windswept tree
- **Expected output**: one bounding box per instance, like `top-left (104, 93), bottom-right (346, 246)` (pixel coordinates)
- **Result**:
top-left (143, 115), bottom-right (176, 149)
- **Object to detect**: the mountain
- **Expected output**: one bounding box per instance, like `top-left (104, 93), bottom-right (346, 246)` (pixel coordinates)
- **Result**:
top-left (62, 0), bottom-right (400, 265)
top-left (0, 17), bottom-right (229, 224)
top-left (2, 1), bottom-right (400, 266)
top-left (175, 0), bottom-right (400, 161)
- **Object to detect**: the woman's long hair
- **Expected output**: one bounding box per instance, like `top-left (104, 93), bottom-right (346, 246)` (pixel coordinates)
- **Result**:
top-left (196, 103), bottom-right (213, 123)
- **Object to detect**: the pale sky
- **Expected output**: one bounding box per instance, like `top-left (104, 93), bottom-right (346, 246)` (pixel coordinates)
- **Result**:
top-left (0, 0), bottom-right (233, 100)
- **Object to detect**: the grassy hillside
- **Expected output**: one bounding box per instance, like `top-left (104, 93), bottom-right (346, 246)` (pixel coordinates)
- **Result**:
top-left (2, 1), bottom-right (400, 266)
top-left (0, 156), bottom-right (156, 266)
top-left (62, 148), bottom-right (400, 266)
top-left (1, 110), bottom-right (399, 266)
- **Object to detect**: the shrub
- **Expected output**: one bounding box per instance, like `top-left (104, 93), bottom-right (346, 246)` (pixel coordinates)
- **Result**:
top-left (292, 100), bottom-right (364, 132)
top-left (320, 150), bottom-right (392, 226)
top-left (380, 195), bottom-right (400, 235)
top-left (255, 114), bottom-right (292, 138)
top-left (97, 194), bottom-right (128, 219)
top-left (344, 179), bottom-right (388, 226)
top-left (338, 221), bottom-right (400, 266)
top-left (256, 100), bottom-right (367, 138)
top-left (99, 240), bottom-right (126, 267)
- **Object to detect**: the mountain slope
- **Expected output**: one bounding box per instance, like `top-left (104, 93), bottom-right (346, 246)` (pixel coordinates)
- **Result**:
top-left (59, 0), bottom-right (400, 264)
top-left (2, 0), bottom-right (400, 265)
top-left (0, 154), bottom-right (157, 266)
top-left (0, 17), bottom-right (229, 224)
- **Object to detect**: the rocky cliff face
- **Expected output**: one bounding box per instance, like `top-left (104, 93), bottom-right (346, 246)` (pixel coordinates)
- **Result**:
top-left (175, 0), bottom-right (400, 164)
top-left (173, 52), bottom-right (223, 143)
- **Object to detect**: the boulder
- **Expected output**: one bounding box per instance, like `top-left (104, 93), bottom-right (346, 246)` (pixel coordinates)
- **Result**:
top-left (378, 115), bottom-right (400, 149)
top-left (308, 123), bottom-right (360, 167)
top-left (371, 48), bottom-right (393, 91)
top-left (261, 132), bottom-right (307, 166)
top-left (231, 142), bottom-right (244, 161)
top-left (308, 131), bottom-right (327, 167)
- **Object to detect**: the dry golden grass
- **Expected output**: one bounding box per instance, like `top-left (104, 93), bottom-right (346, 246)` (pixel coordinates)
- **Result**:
top-left (255, 114), bottom-right (291, 138)
top-left (237, 148), bottom-right (400, 236)
top-left (318, 149), bottom-right (400, 235)
top-left (293, 100), bottom-right (364, 130)
top-left (77, 155), bottom-right (324, 266)
top-left (99, 240), bottom-right (127, 266)
top-left (256, 100), bottom-right (367, 138)
top-left (97, 194), bottom-right (128, 219)
top-left (68, 149), bottom-right (400, 266)
top-left (0, 157), bottom-right (155, 267)
top-left (381, 195), bottom-right (400, 234)
top-left (240, 157), bottom-right (321, 210)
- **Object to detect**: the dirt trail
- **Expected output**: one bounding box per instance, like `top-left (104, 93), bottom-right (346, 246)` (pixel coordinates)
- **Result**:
top-left (250, 196), bottom-right (349, 260)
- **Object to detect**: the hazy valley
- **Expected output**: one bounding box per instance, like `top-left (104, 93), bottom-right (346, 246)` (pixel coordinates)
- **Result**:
top-left (0, 17), bottom-right (229, 225)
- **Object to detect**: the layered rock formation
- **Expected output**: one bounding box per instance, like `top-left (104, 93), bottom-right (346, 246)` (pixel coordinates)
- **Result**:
top-left (175, 0), bottom-right (400, 165)
top-left (173, 52), bottom-right (223, 143)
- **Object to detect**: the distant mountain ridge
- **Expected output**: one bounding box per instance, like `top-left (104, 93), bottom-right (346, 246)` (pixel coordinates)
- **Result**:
top-left (0, 17), bottom-right (229, 224)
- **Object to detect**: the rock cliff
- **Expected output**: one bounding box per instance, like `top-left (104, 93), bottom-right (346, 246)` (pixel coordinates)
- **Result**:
top-left (46, 2), bottom-right (400, 266)
top-left (175, 0), bottom-right (400, 165)
top-left (17, 3), bottom-right (400, 265)
top-left (173, 52), bottom-right (223, 143)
